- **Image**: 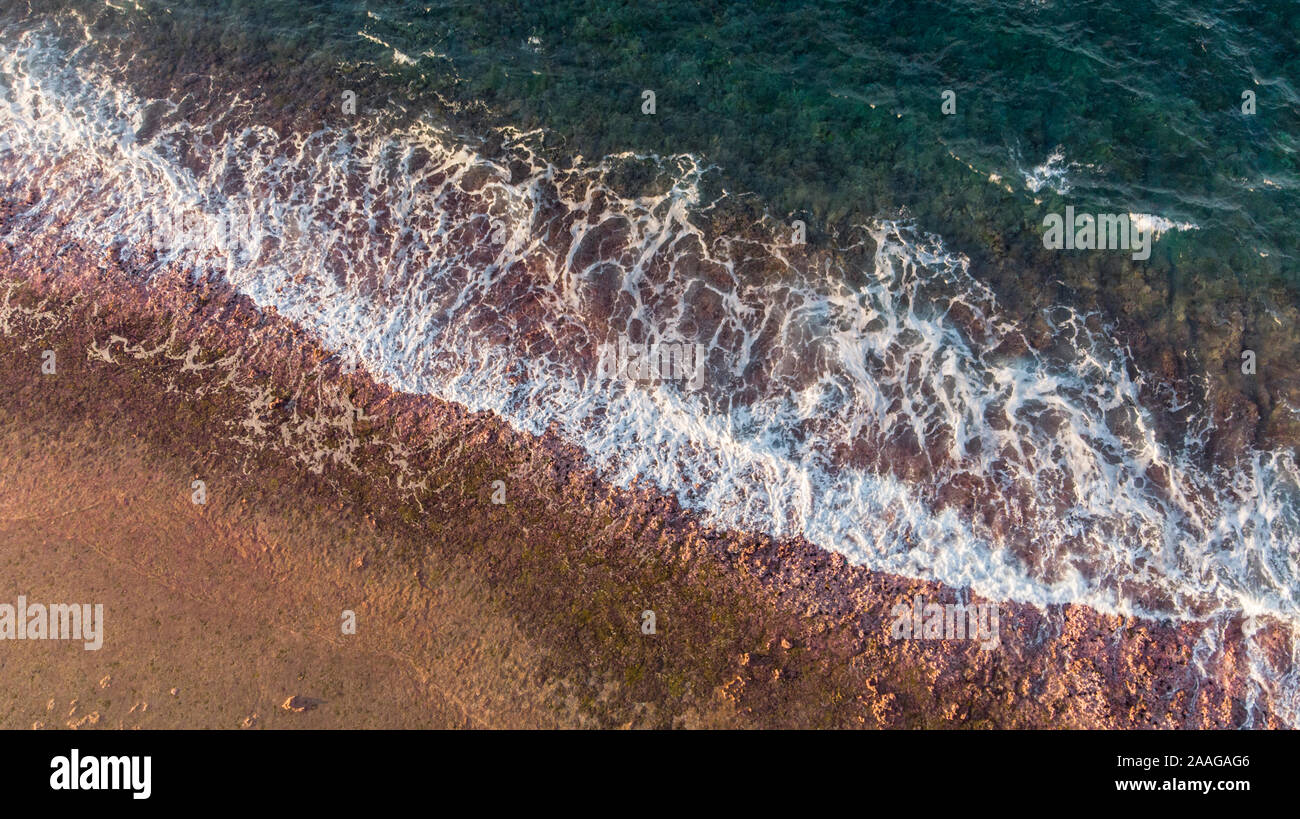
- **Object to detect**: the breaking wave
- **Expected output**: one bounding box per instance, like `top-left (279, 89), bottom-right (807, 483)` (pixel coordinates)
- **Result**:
top-left (1, 26), bottom-right (1296, 723)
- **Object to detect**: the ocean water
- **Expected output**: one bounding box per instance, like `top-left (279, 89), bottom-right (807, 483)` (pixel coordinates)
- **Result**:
top-left (0, 1), bottom-right (1297, 724)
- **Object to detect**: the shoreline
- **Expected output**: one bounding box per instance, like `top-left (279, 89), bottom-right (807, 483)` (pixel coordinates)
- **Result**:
top-left (0, 221), bottom-right (1286, 727)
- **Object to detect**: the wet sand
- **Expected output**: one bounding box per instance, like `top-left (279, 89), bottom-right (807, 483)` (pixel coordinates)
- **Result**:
top-left (0, 212), bottom-right (1286, 728)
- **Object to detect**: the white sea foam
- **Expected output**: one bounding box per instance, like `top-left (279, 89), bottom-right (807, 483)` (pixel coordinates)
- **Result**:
top-left (1128, 212), bottom-right (1200, 239)
top-left (1, 28), bottom-right (1296, 723)
top-left (1019, 146), bottom-right (1077, 194)
top-left (1017, 149), bottom-right (1200, 240)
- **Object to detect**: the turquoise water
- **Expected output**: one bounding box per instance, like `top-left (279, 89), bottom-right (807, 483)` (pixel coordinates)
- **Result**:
top-left (33, 0), bottom-right (1300, 273)
top-left (137, 0), bottom-right (1300, 276)
top-left (356, 0), bottom-right (1298, 271)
